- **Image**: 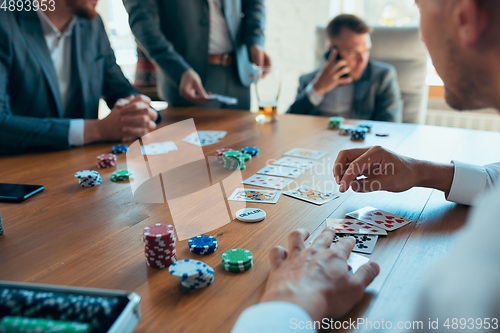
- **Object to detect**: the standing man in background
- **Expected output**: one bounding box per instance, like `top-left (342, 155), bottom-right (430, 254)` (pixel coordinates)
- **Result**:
top-left (124, 0), bottom-right (271, 110)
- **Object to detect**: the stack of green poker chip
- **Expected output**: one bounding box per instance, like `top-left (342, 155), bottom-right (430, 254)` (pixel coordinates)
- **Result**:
top-left (328, 116), bottom-right (344, 130)
top-left (222, 151), bottom-right (245, 170)
top-left (110, 169), bottom-right (134, 182)
top-left (0, 316), bottom-right (90, 333)
top-left (221, 249), bottom-right (253, 273)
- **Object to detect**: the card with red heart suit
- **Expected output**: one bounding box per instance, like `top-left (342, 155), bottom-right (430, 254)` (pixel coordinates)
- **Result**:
top-left (345, 206), bottom-right (412, 231)
top-left (326, 219), bottom-right (387, 236)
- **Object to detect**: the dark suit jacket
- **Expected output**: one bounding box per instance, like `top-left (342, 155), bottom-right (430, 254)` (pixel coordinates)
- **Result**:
top-left (0, 11), bottom-right (137, 154)
top-left (124, 0), bottom-right (265, 103)
top-left (287, 60), bottom-right (403, 122)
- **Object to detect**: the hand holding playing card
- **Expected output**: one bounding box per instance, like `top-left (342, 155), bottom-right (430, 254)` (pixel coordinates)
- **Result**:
top-left (260, 227), bottom-right (379, 322)
top-left (333, 146), bottom-right (454, 194)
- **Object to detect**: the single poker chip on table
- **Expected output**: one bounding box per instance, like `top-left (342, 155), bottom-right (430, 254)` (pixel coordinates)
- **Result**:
top-left (222, 249), bottom-right (253, 265)
top-left (169, 259), bottom-right (208, 279)
top-left (111, 144), bottom-right (129, 154)
top-left (242, 147), bottom-right (259, 156)
top-left (236, 208), bottom-right (266, 223)
top-left (376, 133), bottom-right (389, 137)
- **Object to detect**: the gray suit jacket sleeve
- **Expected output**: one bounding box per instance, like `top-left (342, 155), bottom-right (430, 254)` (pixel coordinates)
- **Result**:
top-left (286, 72), bottom-right (319, 115)
top-left (373, 66), bottom-right (403, 122)
top-left (124, 0), bottom-right (191, 87)
top-left (241, 0), bottom-right (266, 49)
top-left (0, 14), bottom-right (70, 153)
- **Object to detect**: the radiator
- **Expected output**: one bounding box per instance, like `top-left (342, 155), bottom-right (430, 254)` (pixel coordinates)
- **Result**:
top-left (425, 109), bottom-right (500, 132)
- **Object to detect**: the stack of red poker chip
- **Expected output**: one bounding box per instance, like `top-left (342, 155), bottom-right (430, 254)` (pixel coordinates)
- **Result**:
top-left (142, 223), bottom-right (177, 269)
top-left (97, 154), bottom-right (117, 168)
top-left (216, 148), bottom-right (233, 164)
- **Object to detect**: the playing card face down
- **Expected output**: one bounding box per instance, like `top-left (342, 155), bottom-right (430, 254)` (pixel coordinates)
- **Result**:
top-left (228, 188), bottom-right (281, 204)
top-left (283, 186), bottom-right (339, 205)
top-left (273, 157), bottom-right (318, 170)
top-left (283, 148), bottom-right (327, 160)
top-left (242, 174), bottom-right (294, 190)
top-left (347, 253), bottom-right (370, 274)
top-left (326, 219), bottom-right (387, 236)
top-left (346, 206), bottom-right (412, 231)
top-left (332, 234), bottom-right (378, 254)
top-left (256, 165), bottom-right (303, 179)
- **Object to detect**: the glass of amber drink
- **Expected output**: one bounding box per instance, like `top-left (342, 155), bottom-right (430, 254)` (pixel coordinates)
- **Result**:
top-left (255, 67), bottom-right (281, 123)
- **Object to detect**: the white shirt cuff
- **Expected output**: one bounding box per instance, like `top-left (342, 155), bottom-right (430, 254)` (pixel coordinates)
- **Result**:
top-left (305, 83), bottom-right (324, 107)
top-left (69, 119), bottom-right (85, 147)
top-left (231, 301), bottom-right (316, 333)
top-left (447, 161), bottom-right (487, 206)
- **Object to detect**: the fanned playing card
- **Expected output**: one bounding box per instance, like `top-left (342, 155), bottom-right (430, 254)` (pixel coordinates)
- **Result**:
top-left (283, 148), bottom-right (327, 160)
top-left (283, 186), bottom-right (339, 205)
top-left (326, 219), bottom-right (387, 236)
top-left (256, 165), bottom-right (303, 179)
top-left (242, 174), bottom-right (294, 190)
top-left (228, 188), bottom-right (281, 204)
top-left (346, 206), bottom-right (412, 231)
top-left (273, 157), bottom-right (318, 170)
top-left (332, 234), bottom-right (378, 254)
top-left (141, 141), bottom-right (178, 155)
top-left (347, 253), bottom-right (370, 274)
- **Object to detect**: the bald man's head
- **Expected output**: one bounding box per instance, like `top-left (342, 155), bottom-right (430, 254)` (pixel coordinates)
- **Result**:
top-left (417, 0), bottom-right (500, 110)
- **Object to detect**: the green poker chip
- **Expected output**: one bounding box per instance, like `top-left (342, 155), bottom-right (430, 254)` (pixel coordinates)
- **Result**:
top-left (111, 169), bottom-right (133, 182)
top-left (223, 151), bottom-right (242, 158)
top-left (222, 249), bottom-right (253, 265)
top-left (240, 153), bottom-right (252, 161)
top-left (222, 260), bottom-right (253, 273)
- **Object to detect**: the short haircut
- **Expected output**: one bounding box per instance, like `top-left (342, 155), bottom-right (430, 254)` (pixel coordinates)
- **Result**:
top-left (326, 14), bottom-right (372, 39)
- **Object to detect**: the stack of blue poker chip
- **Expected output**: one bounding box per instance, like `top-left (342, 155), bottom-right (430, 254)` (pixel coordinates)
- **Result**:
top-left (169, 259), bottom-right (215, 289)
top-left (359, 124), bottom-right (372, 133)
top-left (242, 147), bottom-right (259, 156)
top-left (111, 144), bottom-right (129, 154)
top-left (74, 170), bottom-right (102, 187)
top-left (351, 128), bottom-right (367, 141)
top-left (188, 235), bottom-right (218, 255)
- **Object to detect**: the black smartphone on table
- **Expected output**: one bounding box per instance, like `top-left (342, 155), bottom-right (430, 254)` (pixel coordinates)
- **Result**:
top-left (324, 46), bottom-right (350, 79)
top-left (0, 183), bottom-right (44, 203)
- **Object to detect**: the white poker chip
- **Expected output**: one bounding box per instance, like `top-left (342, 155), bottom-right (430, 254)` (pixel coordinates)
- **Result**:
top-left (236, 208), bottom-right (266, 223)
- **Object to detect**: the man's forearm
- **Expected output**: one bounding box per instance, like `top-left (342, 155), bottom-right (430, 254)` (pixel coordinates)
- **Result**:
top-left (415, 160), bottom-right (455, 195)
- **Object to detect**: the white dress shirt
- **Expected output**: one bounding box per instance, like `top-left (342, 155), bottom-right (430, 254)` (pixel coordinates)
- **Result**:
top-left (305, 82), bottom-right (354, 118)
top-left (231, 165), bottom-right (500, 333)
top-left (37, 11), bottom-right (84, 147)
top-left (447, 161), bottom-right (500, 206)
top-left (208, 0), bottom-right (233, 54)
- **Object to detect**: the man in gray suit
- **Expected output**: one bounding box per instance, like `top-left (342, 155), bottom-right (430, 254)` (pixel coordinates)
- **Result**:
top-left (0, 0), bottom-right (160, 154)
top-left (124, 0), bottom-right (270, 110)
top-left (287, 15), bottom-right (403, 122)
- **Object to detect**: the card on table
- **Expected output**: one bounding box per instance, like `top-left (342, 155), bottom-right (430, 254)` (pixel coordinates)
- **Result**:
top-left (207, 94), bottom-right (238, 105)
top-left (283, 186), bottom-right (339, 205)
top-left (182, 131), bottom-right (227, 146)
top-left (256, 165), bottom-right (303, 179)
top-left (346, 206), bottom-right (412, 231)
top-left (228, 188), bottom-right (281, 204)
top-left (332, 234), bottom-right (378, 254)
top-left (273, 157), bottom-right (318, 170)
top-left (347, 253), bottom-right (370, 274)
top-left (283, 148), bottom-right (327, 160)
top-left (242, 174), bottom-right (294, 190)
top-left (141, 141), bottom-right (178, 155)
top-left (326, 219), bottom-right (387, 236)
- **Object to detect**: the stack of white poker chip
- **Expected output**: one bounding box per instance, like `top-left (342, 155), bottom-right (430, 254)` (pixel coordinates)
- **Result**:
top-left (169, 259), bottom-right (215, 289)
top-left (74, 170), bottom-right (102, 187)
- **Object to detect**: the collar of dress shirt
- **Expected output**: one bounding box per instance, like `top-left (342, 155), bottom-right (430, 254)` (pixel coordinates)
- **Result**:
top-left (36, 10), bottom-right (75, 39)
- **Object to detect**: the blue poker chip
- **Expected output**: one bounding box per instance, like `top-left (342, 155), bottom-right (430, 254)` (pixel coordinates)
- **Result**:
top-left (241, 147), bottom-right (259, 156)
top-left (188, 235), bottom-right (218, 255)
top-left (112, 144), bottom-right (129, 154)
top-left (351, 129), bottom-right (367, 141)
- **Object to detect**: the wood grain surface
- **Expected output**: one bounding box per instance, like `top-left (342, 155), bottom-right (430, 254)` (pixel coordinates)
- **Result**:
top-left (1, 107), bottom-right (498, 332)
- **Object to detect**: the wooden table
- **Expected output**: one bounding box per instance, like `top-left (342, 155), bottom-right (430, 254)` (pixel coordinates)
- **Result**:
top-left (1, 108), bottom-right (499, 332)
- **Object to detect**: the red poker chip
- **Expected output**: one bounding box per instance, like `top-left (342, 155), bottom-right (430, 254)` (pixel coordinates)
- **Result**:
top-left (97, 154), bottom-right (117, 160)
top-left (145, 248), bottom-right (176, 257)
top-left (143, 223), bottom-right (175, 239)
top-left (144, 245), bottom-right (176, 253)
